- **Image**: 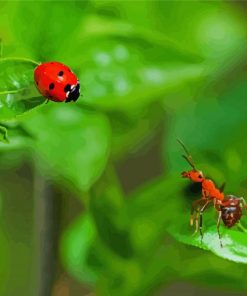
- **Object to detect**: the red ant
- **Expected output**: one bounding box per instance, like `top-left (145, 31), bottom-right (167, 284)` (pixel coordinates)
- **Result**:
top-left (177, 139), bottom-right (247, 247)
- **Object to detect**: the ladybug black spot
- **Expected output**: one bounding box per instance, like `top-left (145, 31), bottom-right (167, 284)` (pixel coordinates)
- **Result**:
top-left (58, 71), bottom-right (64, 77)
top-left (64, 84), bottom-right (71, 92)
top-left (49, 83), bottom-right (55, 90)
top-left (36, 81), bottom-right (38, 85)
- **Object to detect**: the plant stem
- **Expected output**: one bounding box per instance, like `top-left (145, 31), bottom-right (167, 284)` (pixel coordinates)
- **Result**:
top-left (0, 38), bottom-right (2, 59)
top-left (33, 169), bottom-right (57, 296)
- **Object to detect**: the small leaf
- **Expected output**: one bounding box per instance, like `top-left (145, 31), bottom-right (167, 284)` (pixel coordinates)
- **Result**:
top-left (0, 125), bottom-right (8, 143)
top-left (0, 124), bottom-right (32, 151)
top-left (0, 58), bottom-right (37, 92)
top-left (0, 58), bottom-right (45, 121)
top-left (60, 214), bottom-right (97, 285)
top-left (0, 93), bottom-right (45, 122)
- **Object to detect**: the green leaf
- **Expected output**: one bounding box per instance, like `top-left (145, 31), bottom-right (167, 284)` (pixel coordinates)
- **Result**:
top-left (170, 224), bottom-right (247, 264)
top-left (22, 104), bottom-right (111, 194)
top-left (60, 214), bottom-right (97, 285)
top-left (0, 58), bottom-right (45, 121)
top-left (91, 2), bottom-right (247, 102)
top-left (0, 58), bottom-right (37, 92)
top-left (94, 1), bottom-right (247, 64)
top-left (64, 16), bottom-right (205, 110)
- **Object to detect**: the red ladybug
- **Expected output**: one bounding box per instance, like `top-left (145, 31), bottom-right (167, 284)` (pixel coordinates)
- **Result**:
top-left (34, 61), bottom-right (80, 103)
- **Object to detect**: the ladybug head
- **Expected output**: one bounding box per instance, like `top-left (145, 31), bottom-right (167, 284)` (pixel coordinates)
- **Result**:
top-left (65, 82), bottom-right (80, 103)
top-left (181, 169), bottom-right (204, 182)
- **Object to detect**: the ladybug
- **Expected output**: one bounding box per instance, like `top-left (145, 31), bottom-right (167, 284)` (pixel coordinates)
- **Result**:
top-left (34, 61), bottom-right (80, 103)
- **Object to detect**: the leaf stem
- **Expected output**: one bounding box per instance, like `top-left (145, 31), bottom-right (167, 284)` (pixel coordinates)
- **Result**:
top-left (0, 57), bottom-right (40, 66)
top-left (0, 89), bottom-right (27, 96)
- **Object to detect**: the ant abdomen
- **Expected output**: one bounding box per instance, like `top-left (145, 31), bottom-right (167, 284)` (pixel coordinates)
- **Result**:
top-left (220, 195), bottom-right (242, 228)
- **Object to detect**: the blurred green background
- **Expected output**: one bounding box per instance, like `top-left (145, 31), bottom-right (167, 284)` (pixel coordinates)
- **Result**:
top-left (1, 1), bottom-right (247, 295)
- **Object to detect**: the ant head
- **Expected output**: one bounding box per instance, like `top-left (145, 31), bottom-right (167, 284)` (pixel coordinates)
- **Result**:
top-left (177, 139), bottom-right (204, 182)
top-left (181, 169), bottom-right (204, 182)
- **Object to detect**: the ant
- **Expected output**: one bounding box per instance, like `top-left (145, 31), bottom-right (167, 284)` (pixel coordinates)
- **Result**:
top-left (177, 139), bottom-right (247, 247)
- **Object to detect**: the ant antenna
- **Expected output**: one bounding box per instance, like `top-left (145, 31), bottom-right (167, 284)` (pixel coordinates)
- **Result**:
top-left (219, 182), bottom-right (226, 193)
top-left (177, 138), bottom-right (196, 170)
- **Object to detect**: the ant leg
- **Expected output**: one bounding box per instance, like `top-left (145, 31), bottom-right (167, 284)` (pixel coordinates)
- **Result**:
top-left (240, 197), bottom-right (247, 213)
top-left (190, 198), bottom-right (204, 226)
top-left (199, 200), bottom-right (210, 243)
top-left (193, 200), bottom-right (208, 235)
top-left (237, 221), bottom-right (247, 233)
top-left (217, 210), bottom-right (223, 248)
top-left (192, 206), bottom-right (200, 235)
top-left (214, 199), bottom-right (221, 211)
top-left (213, 198), bottom-right (216, 208)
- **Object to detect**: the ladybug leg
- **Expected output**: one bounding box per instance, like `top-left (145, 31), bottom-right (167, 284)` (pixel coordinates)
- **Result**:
top-left (216, 210), bottom-right (223, 248)
top-left (65, 96), bottom-right (72, 103)
top-left (45, 99), bottom-right (49, 104)
top-left (199, 200), bottom-right (210, 243)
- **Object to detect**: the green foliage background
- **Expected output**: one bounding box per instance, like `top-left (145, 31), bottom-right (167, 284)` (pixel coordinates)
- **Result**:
top-left (1, 1), bottom-right (247, 295)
